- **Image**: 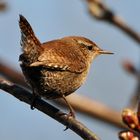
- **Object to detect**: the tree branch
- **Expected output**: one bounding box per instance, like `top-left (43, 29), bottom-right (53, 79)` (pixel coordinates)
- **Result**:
top-left (0, 1), bottom-right (7, 12)
top-left (0, 77), bottom-right (100, 140)
top-left (85, 0), bottom-right (140, 44)
top-left (122, 60), bottom-right (140, 109)
top-left (0, 60), bottom-right (29, 88)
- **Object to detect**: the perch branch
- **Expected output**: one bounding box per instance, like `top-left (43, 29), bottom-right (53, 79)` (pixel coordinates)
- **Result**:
top-left (0, 77), bottom-right (100, 140)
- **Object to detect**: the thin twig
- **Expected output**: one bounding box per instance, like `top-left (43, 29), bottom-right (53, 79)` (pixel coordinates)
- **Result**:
top-left (0, 77), bottom-right (100, 140)
top-left (111, 16), bottom-right (140, 44)
top-left (122, 60), bottom-right (140, 109)
top-left (86, 0), bottom-right (140, 44)
top-left (0, 1), bottom-right (7, 12)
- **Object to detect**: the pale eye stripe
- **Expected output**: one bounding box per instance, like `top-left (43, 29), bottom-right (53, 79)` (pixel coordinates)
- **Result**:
top-left (77, 40), bottom-right (92, 46)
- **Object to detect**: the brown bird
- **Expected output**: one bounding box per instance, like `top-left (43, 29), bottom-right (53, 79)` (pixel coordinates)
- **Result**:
top-left (19, 15), bottom-right (113, 118)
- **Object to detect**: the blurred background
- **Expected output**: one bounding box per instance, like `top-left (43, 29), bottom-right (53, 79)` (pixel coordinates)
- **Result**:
top-left (0, 0), bottom-right (140, 139)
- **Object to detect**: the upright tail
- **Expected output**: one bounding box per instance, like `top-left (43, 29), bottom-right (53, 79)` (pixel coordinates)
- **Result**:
top-left (19, 15), bottom-right (41, 53)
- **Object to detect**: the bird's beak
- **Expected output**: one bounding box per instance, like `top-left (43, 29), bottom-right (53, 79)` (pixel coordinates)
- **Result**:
top-left (94, 45), bottom-right (114, 55)
top-left (98, 50), bottom-right (114, 55)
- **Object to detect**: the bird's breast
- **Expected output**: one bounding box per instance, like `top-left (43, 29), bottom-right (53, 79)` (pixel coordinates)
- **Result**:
top-left (39, 69), bottom-right (88, 98)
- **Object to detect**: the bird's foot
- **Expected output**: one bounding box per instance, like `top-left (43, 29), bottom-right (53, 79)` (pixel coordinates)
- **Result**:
top-left (64, 111), bottom-right (75, 131)
top-left (67, 110), bottom-right (75, 119)
top-left (30, 95), bottom-right (40, 110)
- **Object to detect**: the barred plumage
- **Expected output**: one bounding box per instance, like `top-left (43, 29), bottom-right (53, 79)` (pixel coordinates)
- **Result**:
top-left (19, 15), bottom-right (113, 118)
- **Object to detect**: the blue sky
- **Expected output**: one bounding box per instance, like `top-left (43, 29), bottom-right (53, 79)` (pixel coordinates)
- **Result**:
top-left (0, 1), bottom-right (140, 140)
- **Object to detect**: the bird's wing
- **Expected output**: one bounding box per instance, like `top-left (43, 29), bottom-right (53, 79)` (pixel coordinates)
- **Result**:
top-left (30, 42), bottom-right (87, 73)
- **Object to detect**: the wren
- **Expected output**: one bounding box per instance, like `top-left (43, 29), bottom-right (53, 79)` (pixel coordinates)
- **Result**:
top-left (19, 15), bottom-right (113, 118)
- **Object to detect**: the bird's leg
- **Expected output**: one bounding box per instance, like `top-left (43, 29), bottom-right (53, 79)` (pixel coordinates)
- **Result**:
top-left (62, 95), bottom-right (75, 131)
top-left (30, 89), bottom-right (40, 110)
top-left (62, 95), bottom-right (75, 118)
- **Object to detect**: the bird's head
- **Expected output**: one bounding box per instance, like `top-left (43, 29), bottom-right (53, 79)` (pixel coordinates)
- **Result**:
top-left (61, 36), bottom-right (113, 63)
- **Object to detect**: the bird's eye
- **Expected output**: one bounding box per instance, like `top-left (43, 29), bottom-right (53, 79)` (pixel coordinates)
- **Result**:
top-left (87, 45), bottom-right (93, 51)
top-left (80, 42), bottom-right (93, 51)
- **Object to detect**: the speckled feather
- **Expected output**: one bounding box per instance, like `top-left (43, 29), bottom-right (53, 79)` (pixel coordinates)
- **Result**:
top-left (19, 15), bottom-right (43, 64)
